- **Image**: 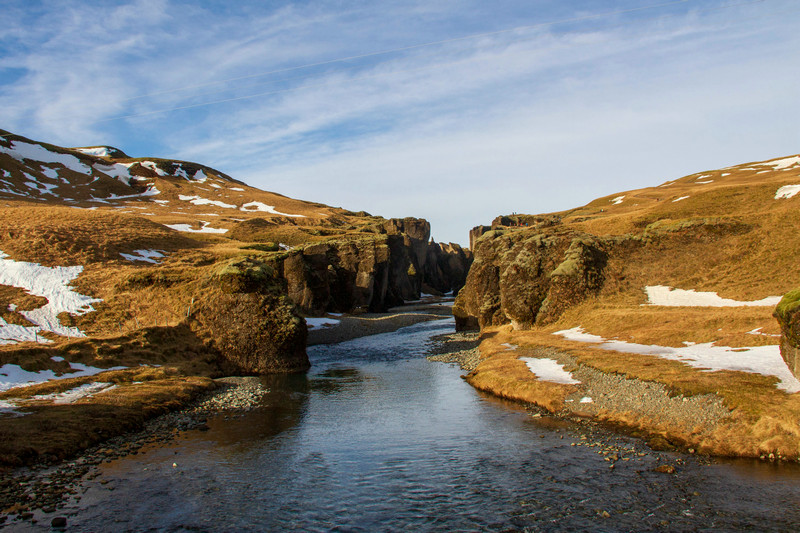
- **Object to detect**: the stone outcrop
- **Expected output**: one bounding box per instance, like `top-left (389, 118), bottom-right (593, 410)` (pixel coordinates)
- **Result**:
top-left (192, 257), bottom-right (309, 374)
top-left (423, 242), bottom-right (472, 295)
top-left (454, 222), bottom-right (608, 331)
top-left (775, 289), bottom-right (800, 380)
top-left (267, 217), bottom-right (472, 315)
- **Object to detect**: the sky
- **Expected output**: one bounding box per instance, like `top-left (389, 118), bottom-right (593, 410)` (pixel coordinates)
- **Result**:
top-left (1, 0), bottom-right (799, 245)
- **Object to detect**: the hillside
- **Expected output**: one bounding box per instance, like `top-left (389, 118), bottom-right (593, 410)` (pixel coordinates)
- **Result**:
top-left (0, 129), bottom-right (470, 466)
top-left (455, 153), bottom-right (800, 459)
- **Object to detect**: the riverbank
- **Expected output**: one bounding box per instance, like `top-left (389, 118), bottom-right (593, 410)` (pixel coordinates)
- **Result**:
top-left (0, 376), bottom-right (269, 527)
top-left (465, 325), bottom-right (800, 460)
top-left (0, 302), bottom-right (456, 526)
top-left (306, 299), bottom-right (453, 345)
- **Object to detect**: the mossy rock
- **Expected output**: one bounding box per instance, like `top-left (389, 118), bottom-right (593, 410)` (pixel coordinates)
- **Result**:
top-left (214, 258), bottom-right (278, 294)
top-left (775, 289), bottom-right (800, 323)
top-left (241, 242), bottom-right (280, 252)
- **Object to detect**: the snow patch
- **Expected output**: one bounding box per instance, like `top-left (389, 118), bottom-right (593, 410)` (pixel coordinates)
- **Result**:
top-left (672, 196), bottom-right (690, 202)
top-left (580, 396), bottom-right (593, 403)
top-left (164, 221), bottom-right (228, 234)
top-left (0, 251), bottom-right (102, 343)
top-left (140, 161), bottom-right (167, 176)
top-left (775, 185), bottom-right (800, 200)
top-left (0, 140), bottom-right (91, 175)
top-left (501, 343), bottom-right (518, 350)
top-left (0, 363), bottom-right (126, 392)
top-left (178, 194), bottom-right (236, 209)
top-left (555, 327), bottom-right (800, 393)
top-left (763, 156), bottom-right (800, 171)
top-left (306, 317), bottom-right (340, 329)
top-left (120, 249), bottom-right (165, 264)
top-left (32, 382), bottom-right (117, 404)
top-left (610, 196), bottom-right (624, 205)
top-left (229, 187), bottom-right (245, 191)
top-left (645, 286), bottom-right (781, 307)
top-left (519, 357), bottom-right (581, 385)
top-left (695, 180), bottom-right (714, 184)
top-left (240, 201), bottom-right (306, 217)
top-left (74, 147), bottom-right (112, 157)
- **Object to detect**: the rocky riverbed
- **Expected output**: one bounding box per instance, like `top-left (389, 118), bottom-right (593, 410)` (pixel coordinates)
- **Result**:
top-left (0, 376), bottom-right (268, 528)
top-left (426, 330), bottom-right (481, 371)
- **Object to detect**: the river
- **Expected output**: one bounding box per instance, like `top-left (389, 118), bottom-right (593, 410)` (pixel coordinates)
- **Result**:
top-left (14, 318), bottom-right (800, 531)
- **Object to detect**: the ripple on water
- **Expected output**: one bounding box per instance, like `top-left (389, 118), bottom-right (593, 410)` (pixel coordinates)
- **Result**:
top-left (30, 318), bottom-right (800, 532)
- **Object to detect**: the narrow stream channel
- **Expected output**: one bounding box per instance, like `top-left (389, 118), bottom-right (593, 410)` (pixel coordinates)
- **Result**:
top-left (20, 318), bottom-right (800, 531)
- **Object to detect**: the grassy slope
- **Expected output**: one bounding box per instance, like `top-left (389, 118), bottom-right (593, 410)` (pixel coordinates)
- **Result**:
top-left (0, 131), bottom-right (400, 466)
top-left (466, 154), bottom-right (800, 459)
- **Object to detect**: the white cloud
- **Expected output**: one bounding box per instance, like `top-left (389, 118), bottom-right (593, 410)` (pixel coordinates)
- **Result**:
top-left (2, 1), bottom-right (799, 244)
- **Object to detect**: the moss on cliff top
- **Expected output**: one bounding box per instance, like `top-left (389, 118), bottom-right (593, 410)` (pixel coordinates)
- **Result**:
top-left (775, 289), bottom-right (800, 323)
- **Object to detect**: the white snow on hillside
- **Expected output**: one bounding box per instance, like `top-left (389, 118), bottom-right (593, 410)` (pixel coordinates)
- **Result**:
top-left (178, 194), bottom-right (236, 209)
top-left (0, 362), bottom-right (126, 392)
top-left (696, 180), bottom-right (714, 184)
top-left (555, 326), bottom-right (800, 393)
top-left (95, 163), bottom-right (133, 185)
top-left (775, 185), bottom-right (800, 199)
top-left (645, 286), bottom-right (781, 307)
top-left (0, 140), bottom-right (91, 175)
top-left (672, 196), bottom-right (690, 202)
top-left (119, 249), bottom-right (165, 264)
top-left (610, 196), bottom-right (624, 205)
top-left (763, 156), bottom-right (800, 171)
top-left (0, 251), bottom-right (102, 344)
top-left (140, 161), bottom-right (167, 176)
top-left (519, 357), bottom-right (581, 384)
top-left (230, 187), bottom-right (245, 191)
top-left (74, 147), bottom-right (112, 157)
top-left (31, 381), bottom-right (117, 404)
top-left (240, 201), bottom-right (305, 217)
top-left (164, 221), bottom-right (228, 234)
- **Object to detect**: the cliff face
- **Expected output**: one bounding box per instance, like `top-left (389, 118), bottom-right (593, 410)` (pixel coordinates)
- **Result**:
top-left (272, 217), bottom-right (472, 315)
top-left (454, 221), bottom-right (607, 331)
top-left (775, 290), bottom-right (800, 380)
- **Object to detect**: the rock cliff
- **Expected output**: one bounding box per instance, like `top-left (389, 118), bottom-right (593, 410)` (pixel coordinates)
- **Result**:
top-left (261, 217), bottom-right (472, 315)
top-left (454, 219), bottom-right (607, 331)
top-left (775, 289), bottom-right (800, 380)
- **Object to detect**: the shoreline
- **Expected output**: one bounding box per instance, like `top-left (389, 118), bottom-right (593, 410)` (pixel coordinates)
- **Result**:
top-left (0, 376), bottom-right (269, 527)
top-left (306, 300), bottom-right (454, 345)
top-left (0, 302), bottom-right (458, 526)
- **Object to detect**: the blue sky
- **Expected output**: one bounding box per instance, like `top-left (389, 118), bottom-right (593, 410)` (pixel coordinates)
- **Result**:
top-left (2, 0), bottom-right (799, 245)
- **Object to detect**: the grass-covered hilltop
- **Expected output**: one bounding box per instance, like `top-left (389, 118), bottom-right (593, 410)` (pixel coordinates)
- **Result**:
top-left (454, 152), bottom-right (800, 459)
top-left (0, 129), bottom-right (470, 466)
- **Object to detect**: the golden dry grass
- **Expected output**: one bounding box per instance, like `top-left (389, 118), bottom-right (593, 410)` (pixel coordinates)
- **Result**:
top-left (0, 369), bottom-right (214, 466)
top-left (465, 156), bottom-right (800, 458)
top-left (468, 324), bottom-right (800, 459)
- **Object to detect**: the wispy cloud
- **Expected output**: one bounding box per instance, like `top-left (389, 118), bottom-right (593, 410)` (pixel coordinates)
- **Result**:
top-left (2, 0), bottom-right (799, 243)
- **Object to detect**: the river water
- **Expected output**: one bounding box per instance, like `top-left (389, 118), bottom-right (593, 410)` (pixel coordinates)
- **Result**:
top-left (19, 318), bottom-right (800, 531)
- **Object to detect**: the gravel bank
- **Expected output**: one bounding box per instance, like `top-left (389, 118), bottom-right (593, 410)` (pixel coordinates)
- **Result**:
top-left (426, 331), bottom-right (481, 372)
top-left (518, 346), bottom-right (731, 430)
top-left (0, 376), bottom-right (269, 528)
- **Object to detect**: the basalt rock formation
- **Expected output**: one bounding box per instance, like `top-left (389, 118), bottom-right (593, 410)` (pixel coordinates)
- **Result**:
top-left (268, 218), bottom-right (472, 315)
top-left (454, 220), bottom-right (607, 331)
top-left (775, 289), bottom-right (800, 380)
